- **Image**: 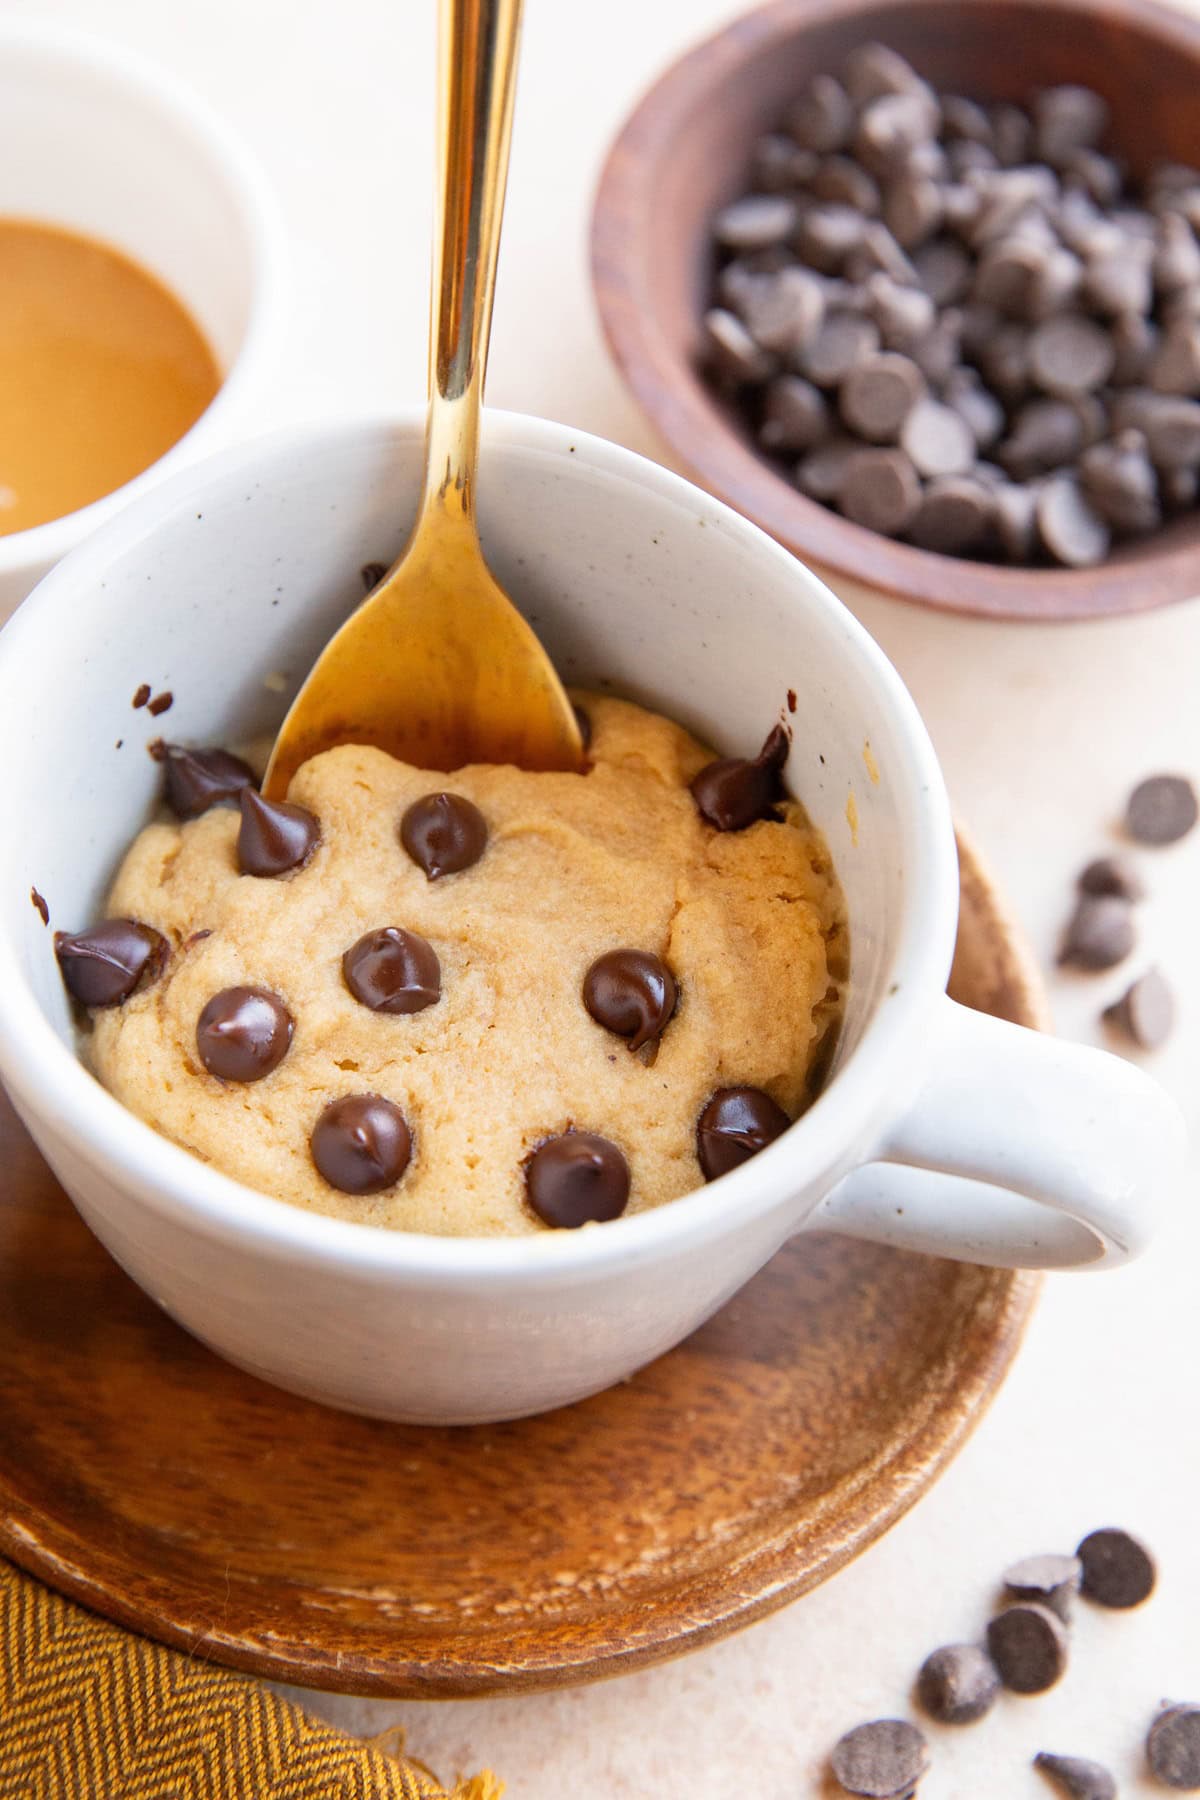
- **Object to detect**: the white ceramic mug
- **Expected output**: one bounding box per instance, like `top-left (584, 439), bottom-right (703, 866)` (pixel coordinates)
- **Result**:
top-left (0, 22), bottom-right (284, 620)
top-left (0, 416), bottom-right (1183, 1423)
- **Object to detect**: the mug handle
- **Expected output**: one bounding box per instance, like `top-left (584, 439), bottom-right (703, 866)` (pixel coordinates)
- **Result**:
top-left (813, 996), bottom-right (1185, 1270)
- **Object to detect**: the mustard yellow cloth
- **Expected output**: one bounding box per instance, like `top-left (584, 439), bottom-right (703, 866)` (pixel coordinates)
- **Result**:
top-left (0, 1560), bottom-right (501, 1799)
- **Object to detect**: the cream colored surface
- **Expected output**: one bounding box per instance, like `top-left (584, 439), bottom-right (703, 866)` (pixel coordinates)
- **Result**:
top-left (21, 0), bottom-right (1200, 1791)
top-left (92, 697), bottom-right (841, 1234)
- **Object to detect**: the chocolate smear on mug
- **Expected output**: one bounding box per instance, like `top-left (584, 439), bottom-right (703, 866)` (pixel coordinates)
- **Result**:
top-left (30, 888), bottom-right (49, 926)
top-left (237, 788), bottom-right (320, 878)
top-left (163, 743), bottom-right (256, 819)
top-left (583, 949), bottom-right (677, 1052)
top-left (146, 690), bottom-right (173, 717)
top-left (311, 1094), bottom-right (412, 1195)
top-left (691, 723), bottom-right (790, 831)
top-left (196, 985), bottom-right (294, 1082)
top-left (132, 683), bottom-right (151, 709)
top-left (525, 1131), bottom-right (630, 1229)
top-left (54, 919), bottom-right (168, 1008)
top-left (343, 927), bottom-right (441, 1015)
top-left (360, 560), bottom-right (388, 592)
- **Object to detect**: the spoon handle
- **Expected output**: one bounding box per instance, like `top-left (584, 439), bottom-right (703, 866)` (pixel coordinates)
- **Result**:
top-left (422, 0), bottom-right (523, 528)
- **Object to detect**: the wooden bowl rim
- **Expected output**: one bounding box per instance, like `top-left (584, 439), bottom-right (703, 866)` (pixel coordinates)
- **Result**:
top-left (590, 0), bottom-right (1200, 622)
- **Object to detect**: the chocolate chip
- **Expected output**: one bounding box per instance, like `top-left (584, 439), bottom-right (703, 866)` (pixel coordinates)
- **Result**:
top-left (525, 1131), bottom-right (630, 1228)
top-left (1079, 854), bottom-right (1145, 901)
top-left (943, 94), bottom-right (993, 144)
top-left (583, 949), bottom-right (677, 1052)
top-left (54, 919), bottom-right (168, 1008)
top-left (839, 352), bottom-right (925, 442)
top-left (1104, 968), bottom-right (1175, 1050)
top-left (1001, 400), bottom-right (1085, 477)
top-left (1037, 477), bottom-right (1111, 568)
top-left (866, 274), bottom-right (936, 350)
top-left (400, 791), bottom-right (489, 878)
top-left (691, 723), bottom-right (789, 831)
top-left (697, 1086), bottom-right (790, 1179)
top-left (760, 376), bottom-right (831, 453)
top-left (831, 1719), bottom-right (930, 1798)
top-left (796, 436), bottom-right (860, 501)
top-left (909, 477), bottom-right (992, 554)
top-left (839, 447), bottom-right (921, 533)
top-left (916, 1644), bottom-right (1000, 1724)
top-left (753, 132), bottom-right (817, 192)
top-left (1147, 1705), bottom-right (1200, 1789)
top-left (237, 788), bottom-right (320, 877)
top-left (811, 156), bottom-right (881, 215)
top-left (163, 744), bottom-right (256, 819)
top-left (1058, 895), bottom-right (1135, 970)
top-left (787, 74), bottom-right (853, 154)
top-left (844, 43), bottom-right (926, 105)
top-left (986, 1603), bottom-right (1069, 1694)
top-left (944, 369), bottom-right (1005, 451)
top-left (1034, 1753), bottom-right (1117, 1800)
top-left (856, 92), bottom-right (939, 174)
top-left (1035, 85), bottom-right (1108, 165)
top-left (1114, 391), bottom-right (1200, 468)
top-left (913, 238), bottom-right (973, 306)
top-left (1155, 212), bottom-right (1200, 293)
top-left (994, 483), bottom-right (1040, 561)
top-left (900, 398), bottom-right (975, 477)
top-left (738, 267), bottom-right (826, 355)
top-left (713, 194), bottom-right (797, 253)
top-left (703, 308), bottom-right (775, 384)
top-left (803, 313), bottom-right (881, 387)
top-left (310, 1094), bottom-right (412, 1194)
top-left (342, 928), bottom-right (441, 1015)
top-left (30, 888), bottom-right (49, 926)
top-left (1126, 774), bottom-right (1198, 845)
top-left (360, 560), bottom-right (388, 591)
top-left (1080, 434), bottom-right (1161, 534)
top-left (1151, 318), bottom-right (1200, 395)
top-left (1076, 1526), bottom-right (1157, 1606)
top-left (1029, 315), bottom-right (1115, 396)
top-left (1004, 1553), bottom-right (1083, 1622)
top-left (196, 986), bottom-right (294, 1082)
top-left (884, 174), bottom-right (943, 249)
top-left (132, 683), bottom-right (151, 709)
top-left (797, 206), bottom-right (871, 275)
top-left (1084, 245), bottom-right (1153, 318)
top-left (572, 703), bottom-right (593, 751)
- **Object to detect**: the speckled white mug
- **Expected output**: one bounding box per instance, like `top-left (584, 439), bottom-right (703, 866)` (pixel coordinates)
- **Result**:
top-left (0, 416), bottom-right (1183, 1422)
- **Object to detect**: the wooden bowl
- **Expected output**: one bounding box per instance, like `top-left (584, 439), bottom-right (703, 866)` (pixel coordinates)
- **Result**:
top-left (591, 0), bottom-right (1200, 621)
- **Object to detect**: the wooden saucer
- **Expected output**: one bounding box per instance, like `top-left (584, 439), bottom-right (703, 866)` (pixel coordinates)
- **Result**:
top-left (0, 832), bottom-right (1043, 1698)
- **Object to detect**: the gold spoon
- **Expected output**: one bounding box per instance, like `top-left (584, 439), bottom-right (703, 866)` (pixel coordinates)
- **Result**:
top-left (263, 0), bottom-right (583, 800)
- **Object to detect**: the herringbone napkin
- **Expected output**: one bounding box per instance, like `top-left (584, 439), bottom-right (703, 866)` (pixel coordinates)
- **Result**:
top-left (0, 1561), bottom-right (501, 1799)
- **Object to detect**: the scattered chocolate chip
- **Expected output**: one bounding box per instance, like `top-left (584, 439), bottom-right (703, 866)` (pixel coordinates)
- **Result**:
top-left (786, 688), bottom-right (797, 712)
top-left (196, 986), bottom-right (294, 1082)
top-left (691, 723), bottom-right (789, 831)
top-left (1077, 1526), bottom-right (1157, 1606)
top-left (697, 1086), bottom-right (791, 1179)
top-left (1079, 854), bottom-right (1145, 901)
top-left (342, 927), bottom-right (441, 1015)
top-left (916, 1643), bottom-right (1000, 1724)
top-left (1126, 774), bottom-right (1198, 845)
top-left (986, 1603), bottom-right (1069, 1694)
top-left (572, 702), bottom-right (593, 751)
top-left (1104, 968), bottom-right (1175, 1049)
top-left (163, 744), bottom-right (256, 819)
top-left (1147, 1705), bottom-right (1200, 1789)
top-left (360, 560), bottom-right (388, 592)
top-left (30, 888), bottom-right (48, 926)
top-left (583, 949), bottom-right (677, 1052)
top-left (237, 787), bottom-right (320, 877)
top-left (831, 1719), bottom-right (930, 1798)
top-left (1058, 895), bottom-right (1135, 970)
top-left (54, 919), bottom-right (168, 1008)
top-left (132, 683), bottom-right (151, 709)
top-left (400, 791), bottom-right (488, 879)
top-left (1004, 1553), bottom-right (1083, 1622)
top-left (1034, 1752), bottom-right (1117, 1800)
top-left (310, 1094), bottom-right (412, 1195)
top-left (146, 690), bottom-right (173, 717)
top-left (525, 1131), bottom-right (630, 1228)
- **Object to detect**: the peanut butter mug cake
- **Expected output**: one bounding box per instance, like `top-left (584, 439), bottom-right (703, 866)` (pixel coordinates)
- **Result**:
top-left (54, 694), bottom-right (846, 1236)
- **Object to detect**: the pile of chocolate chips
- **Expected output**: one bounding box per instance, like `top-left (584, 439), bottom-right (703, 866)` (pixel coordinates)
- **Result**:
top-left (53, 719), bottom-right (804, 1228)
top-left (831, 1528), bottom-right (1200, 1795)
top-left (703, 43), bottom-right (1200, 566)
top-left (1058, 770), bottom-right (1196, 1047)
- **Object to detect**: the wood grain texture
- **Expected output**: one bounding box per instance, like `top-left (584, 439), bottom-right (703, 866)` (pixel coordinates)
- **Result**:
top-left (0, 834), bottom-right (1042, 1699)
top-left (591, 0), bottom-right (1200, 621)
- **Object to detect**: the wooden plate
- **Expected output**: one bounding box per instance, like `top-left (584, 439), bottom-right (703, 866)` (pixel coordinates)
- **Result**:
top-left (0, 832), bottom-right (1043, 1698)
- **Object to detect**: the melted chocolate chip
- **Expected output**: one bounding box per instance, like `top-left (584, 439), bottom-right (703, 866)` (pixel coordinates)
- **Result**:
top-left (573, 703), bottom-right (593, 751)
top-left (400, 792), bottom-right (488, 879)
top-left (691, 723), bottom-right (790, 831)
top-left (196, 986), bottom-right (294, 1082)
top-left (163, 744), bottom-right (256, 819)
top-left (132, 683), bottom-right (151, 709)
top-left (360, 560), bottom-right (388, 592)
top-left (697, 1086), bottom-right (791, 1179)
top-left (525, 1132), bottom-right (631, 1228)
top-left (343, 928), bottom-right (441, 1014)
top-left (54, 919), bottom-right (168, 1008)
top-left (583, 949), bottom-right (677, 1052)
top-left (147, 690), bottom-right (173, 717)
top-left (310, 1094), bottom-right (412, 1194)
top-left (30, 888), bottom-right (49, 925)
top-left (237, 788), bottom-right (320, 877)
